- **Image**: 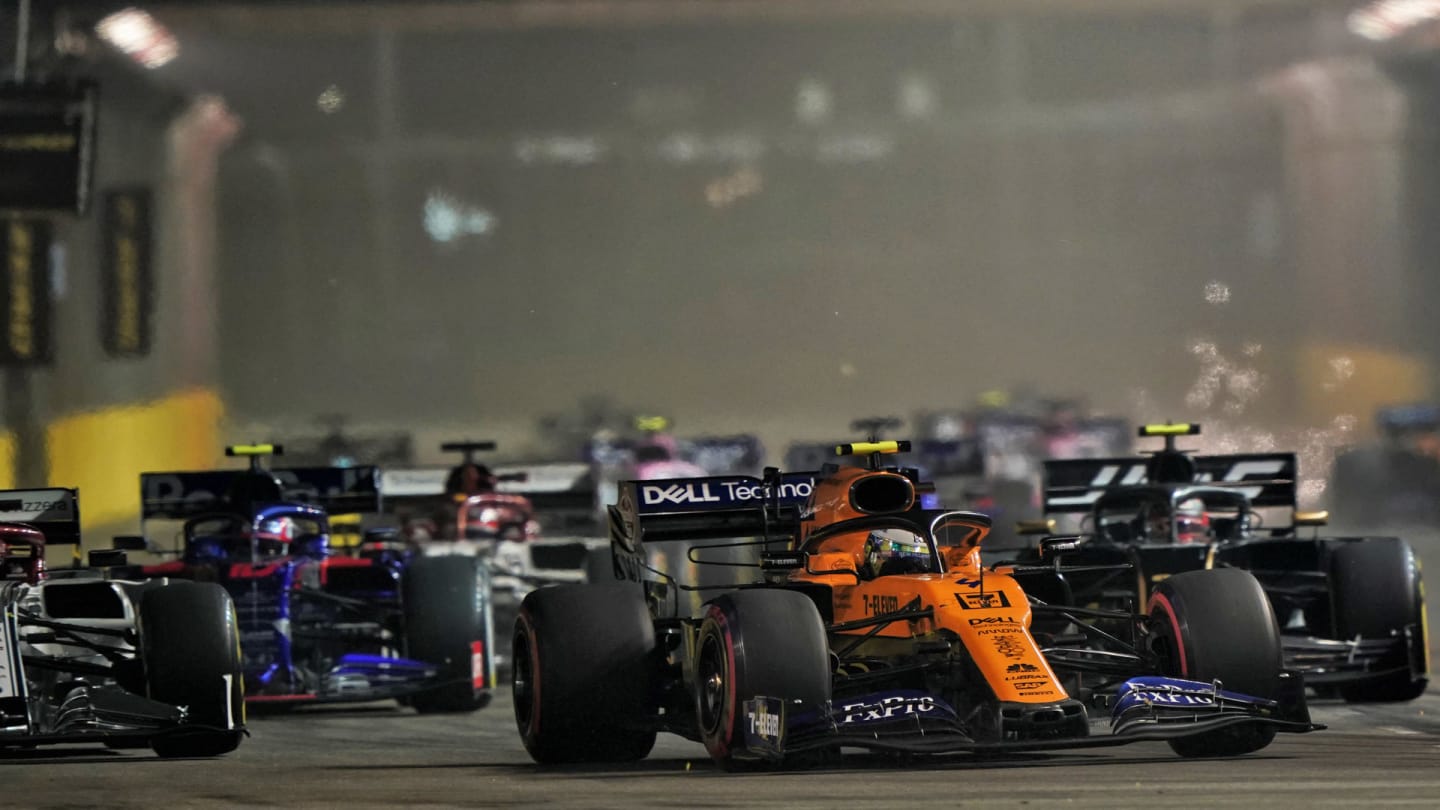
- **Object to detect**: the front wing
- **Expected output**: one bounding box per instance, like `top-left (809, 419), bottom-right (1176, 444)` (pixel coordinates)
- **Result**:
top-left (0, 684), bottom-right (244, 749)
top-left (246, 651), bottom-right (491, 706)
top-left (1282, 631), bottom-right (1425, 687)
top-left (737, 674), bottom-right (1322, 761)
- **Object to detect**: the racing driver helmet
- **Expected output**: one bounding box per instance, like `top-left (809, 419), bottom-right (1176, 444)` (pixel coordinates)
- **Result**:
top-left (254, 516), bottom-right (299, 558)
top-left (1174, 498), bottom-right (1211, 545)
top-left (863, 528), bottom-right (931, 578)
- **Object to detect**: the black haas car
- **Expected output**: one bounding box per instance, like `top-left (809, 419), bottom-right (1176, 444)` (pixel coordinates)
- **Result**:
top-left (1014, 423), bottom-right (1428, 703)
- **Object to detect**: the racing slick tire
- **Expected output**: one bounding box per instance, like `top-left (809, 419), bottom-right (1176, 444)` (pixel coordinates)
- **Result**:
top-left (138, 582), bottom-right (246, 758)
top-left (695, 589), bottom-right (831, 770)
top-left (404, 555), bottom-right (493, 713)
top-left (1331, 539), bottom-right (1430, 703)
top-left (512, 583), bottom-right (657, 763)
top-left (1147, 568), bottom-right (1282, 758)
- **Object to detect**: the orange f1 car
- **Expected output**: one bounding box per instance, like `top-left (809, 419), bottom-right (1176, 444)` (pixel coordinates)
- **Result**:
top-left (511, 441), bottom-right (1321, 768)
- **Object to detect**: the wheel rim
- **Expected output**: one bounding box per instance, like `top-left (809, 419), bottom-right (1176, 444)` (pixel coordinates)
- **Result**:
top-left (696, 631), bottom-right (728, 738)
top-left (512, 625), bottom-right (534, 733)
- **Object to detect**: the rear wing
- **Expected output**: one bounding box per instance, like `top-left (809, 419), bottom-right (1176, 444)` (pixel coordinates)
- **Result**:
top-left (379, 463), bottom-right (595, 506)
top-left (495, 463), bottom-right (596, 514)
top-left (914, 438), bottom-right (985, 477)
top-left (609, 472), bottom-right (816, 547)
top-left (1043, 453), bottom-right (1297, 513)
top-left (1376, 403), bottom-right (1440, 434)
top-left (0, 488), bottom-right (80, 544)
top-left (785, 438), bottom-right (981, 481)
top-left (376, 467), bottom-right (450, 499)
top-left (782, 442), bottom-right (849, 473)
top-left (140, 466), bottom-right (382, 520)
top-left (685, 434), bottom-right (764, 476)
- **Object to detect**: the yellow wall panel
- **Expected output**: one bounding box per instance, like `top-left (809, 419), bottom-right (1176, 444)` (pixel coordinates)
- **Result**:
top-left (1297, 343), bottom-right (1433, 434)
top-left (46, 388), bottom-right (223, 531)
top-left (0, 432), bottom-right (13, 490)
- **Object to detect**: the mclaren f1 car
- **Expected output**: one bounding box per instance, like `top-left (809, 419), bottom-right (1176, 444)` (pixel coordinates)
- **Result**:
top-left (1, 488), bottom-right (245, 756)
top-left (511, 440), bottom-right (1320, 768)
top-left (1014, 422), bottom-right (1429, 702)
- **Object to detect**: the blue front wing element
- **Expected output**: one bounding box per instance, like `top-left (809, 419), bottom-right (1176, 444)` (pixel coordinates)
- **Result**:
top-left (1111, 676), bottom-right (1280, 735)
top-left (735, 677), bottom-right (1319, 760)
top-left (323, 654), bottom-right (442, 701)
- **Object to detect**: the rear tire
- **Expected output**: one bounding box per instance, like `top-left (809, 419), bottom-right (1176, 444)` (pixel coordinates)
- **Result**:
top-left (404, 555), bottom-right (493, 713)
top-left (1331, 539), bottom-right (1429, 702)
top-left (695, 590), bottom-right (831, 769)
top-left (139, 582), bottom-right (245, 758)
top-left (1148, 569), bottom-right (1281, 758)
top-left (585, 545), bottom-right (614, 584)
top-left (513, 583), bottom-right (657, 763)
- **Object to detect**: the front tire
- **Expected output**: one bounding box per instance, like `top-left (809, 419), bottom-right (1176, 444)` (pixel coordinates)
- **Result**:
top-left (1331, 539), bottom-right (1430, 702)
top-left (1148, 569), bottom-right (1281, 757)
top-left (139, 582), bottom-right (245, 758)
top-left (404, 555), bottom-right (493, 713)
top-left (512, 583), bottom-right (657, 763)
top-left (695, 590), bottom-right (831, 769)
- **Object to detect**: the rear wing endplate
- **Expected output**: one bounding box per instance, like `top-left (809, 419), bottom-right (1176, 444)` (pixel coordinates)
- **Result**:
top-left (0, 487), bottom-right (80, 544)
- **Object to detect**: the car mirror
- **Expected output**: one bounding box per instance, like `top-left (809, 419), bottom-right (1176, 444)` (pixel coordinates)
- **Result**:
top-left (1038, 535), bottom-right (1083, 561)
top-left (88, 549), bottom-right (127, 568)
top-left (1015, 519), bottom-right (1056, 537)
top-left (759, 551), bottom-right (805, 571)
top-left (805, 551), bottom-right (861, 581)
top-left (112, 535), bottom-right (148, 551)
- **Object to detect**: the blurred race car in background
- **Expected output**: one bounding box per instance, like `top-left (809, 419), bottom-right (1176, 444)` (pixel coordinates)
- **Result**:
top-left (910, 403), bottom-right (1131, 546)
top-left (587, 415), bottom-right (765, 499)
top-left (279, 414), bottom-right (415, 469)
top-left (1, 488), bottom-right (245, 757)
top-left (1331, 404), bottom-right (1440, 533)
top-left (132, 444), bottom-right (494, 713)
top-left (513, 439), bottom-right (1319, 768)
top-left (378, 441), bottom-right (609, 656)
top-left (1015, 423), bottom-right (1429, 702)
top-left (784, 408), bottom-right (1130, 549)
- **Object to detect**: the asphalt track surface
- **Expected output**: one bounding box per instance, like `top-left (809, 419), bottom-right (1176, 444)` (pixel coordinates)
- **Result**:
top-left (10, 530), bottom-right (1440, 808)
top-left (4, 685), bottom-right (1438, 809)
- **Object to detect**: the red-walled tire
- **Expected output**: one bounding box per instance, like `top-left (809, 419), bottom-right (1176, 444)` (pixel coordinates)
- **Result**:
top-left (512, 583), bottom-right (656, 763)
top-left (1147, 568), bottom-right (1281, 758)
top-left (695, 590), bottom-right (830, 769)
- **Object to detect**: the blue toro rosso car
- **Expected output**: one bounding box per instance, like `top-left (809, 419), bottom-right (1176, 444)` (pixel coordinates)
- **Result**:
top-left (131, 445), bottom-right (494, 712)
